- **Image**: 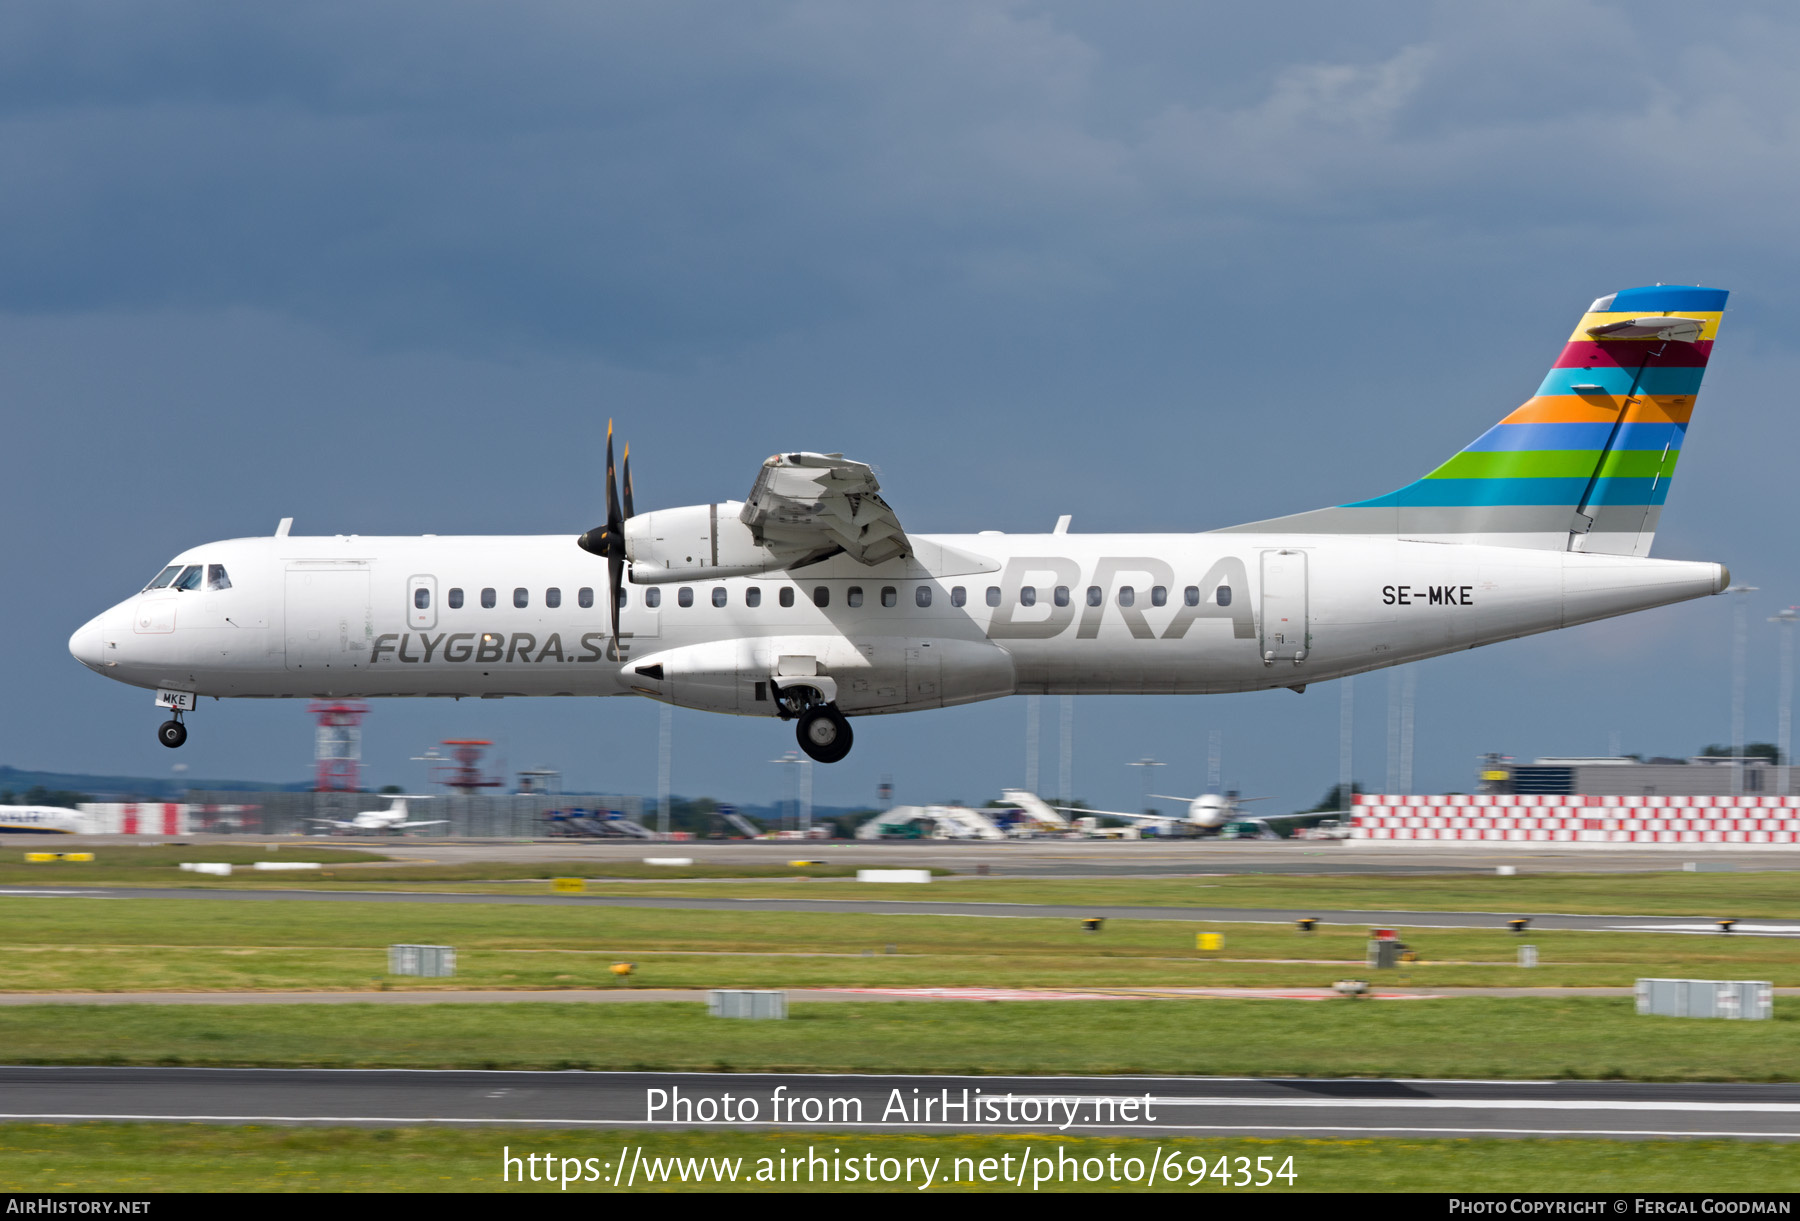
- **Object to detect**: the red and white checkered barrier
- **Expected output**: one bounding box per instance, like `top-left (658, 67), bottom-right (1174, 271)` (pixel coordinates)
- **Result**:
top-left (77, 803), bottom-right (195, 835)
top-left (1350, 794), bottom-right (1800, 849)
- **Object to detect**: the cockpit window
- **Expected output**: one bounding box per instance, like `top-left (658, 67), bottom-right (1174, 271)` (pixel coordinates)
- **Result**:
top-left (172, 565), bottom-right (203, 591)
top-left (145, 565), bottom-right (182, 591)
top-left (207, 565), bottom-right (232, 591)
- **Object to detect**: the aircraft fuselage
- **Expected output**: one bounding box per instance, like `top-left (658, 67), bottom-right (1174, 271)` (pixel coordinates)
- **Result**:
top-left (69, 530), bottom-right (1725, 716)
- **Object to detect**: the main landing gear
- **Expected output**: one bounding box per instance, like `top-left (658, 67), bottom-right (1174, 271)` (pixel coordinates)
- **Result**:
top-left (797, 704), bottom-right (853, 764)
top-left (157, 715), bottom-right (187, 749)
top-left (771, 680), bottom-right (854, 763)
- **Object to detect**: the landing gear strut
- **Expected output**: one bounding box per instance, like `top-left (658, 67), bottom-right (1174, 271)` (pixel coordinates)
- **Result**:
top-left (796, 704), bottom-right (853, 764)
top-left (157, 716), bottom-right (187, 749)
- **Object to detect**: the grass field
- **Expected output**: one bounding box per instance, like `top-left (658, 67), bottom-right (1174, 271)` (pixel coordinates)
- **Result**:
top-left (0, 997), bottom-right (1795, 1079)
top-left (0, 894), bottom-right (1794, 991)
top-left (10, 851), bottom-right (1794, 917)
top-left (0, 1125), bottom-right (1793, 1193)
top-left (569, 868), bottom-right (1800, 917)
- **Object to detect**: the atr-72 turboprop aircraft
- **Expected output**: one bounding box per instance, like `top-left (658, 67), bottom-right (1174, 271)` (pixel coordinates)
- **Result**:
top-left (71, 285), bottom-right (1731, 764)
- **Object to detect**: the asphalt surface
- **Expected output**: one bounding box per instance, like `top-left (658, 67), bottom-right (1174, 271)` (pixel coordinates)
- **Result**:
top-left (31, 834), bottom-right (1800, 875)
top-left (3, 884), bottom-right (1790, 935)
top-left (2, 1066), bottom-right (1795, 1139)
top-left (2, 986), bottom-right (1756, 1004)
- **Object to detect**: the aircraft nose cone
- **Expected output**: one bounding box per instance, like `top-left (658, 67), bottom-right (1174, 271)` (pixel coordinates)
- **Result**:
top-left (69, 612), bottom-right (112, 672)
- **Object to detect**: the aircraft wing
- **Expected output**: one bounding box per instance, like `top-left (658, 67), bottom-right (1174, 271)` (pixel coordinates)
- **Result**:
top-left (395, 820), bottom-right (450, 828)
top-left (1053, 805), bottom-right (1177, 824)
top-left (303, 817), bottom-right (356, 829)
top-left (1256, 809), bottom-right (1350, 823)
top-left (739, 452), bottom-right (910, 566)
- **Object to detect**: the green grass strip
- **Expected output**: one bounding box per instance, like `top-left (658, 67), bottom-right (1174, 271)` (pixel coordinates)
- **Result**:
top-left (0, 1125), bottom-right (1792, 1193)
top-left (0, 998), bottom-right (1796, 1080)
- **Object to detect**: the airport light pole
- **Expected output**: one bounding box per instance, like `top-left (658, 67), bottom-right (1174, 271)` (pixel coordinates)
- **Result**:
top-left (770, 752), bottom-right (802, 832)
top-left (1339, 677), bottom-right (1354, 811)
top-left (1773, 607), bottom-right (1799, 797)
top-left (1025, 695), bottom-right (1040, 795)
top-left (657, 702), bottom-right (672, 837)
top-left (1128, 756), bottom-right (1165, 817)
top-left (1727, 585), bottom-right (1759, 796)
top-left (1386, 672), bottom-right (1400, 794)
top-left (1400, 668), bottom-right (1417, 795)
top-left (1059, 695), bottom-right (1074, 806)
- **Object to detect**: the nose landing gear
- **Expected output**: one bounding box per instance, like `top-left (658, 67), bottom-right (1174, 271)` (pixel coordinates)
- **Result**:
top-left (157, 716), bottom-right (188, 749)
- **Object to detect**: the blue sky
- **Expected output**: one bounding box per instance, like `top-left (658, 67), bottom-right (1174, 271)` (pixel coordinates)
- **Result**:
top-left (12, 1), bottom-right (1800, 811)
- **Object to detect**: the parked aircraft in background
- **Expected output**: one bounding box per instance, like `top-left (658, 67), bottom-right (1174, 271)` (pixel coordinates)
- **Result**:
top-left (1052, 790), bottom-right (1329, 838)
top-left (306, 798), bottom-right (447, 835)
top-left (71, 286), bottom-right (1731, 764)
top-left (0, 805), bottom-right (87, 834)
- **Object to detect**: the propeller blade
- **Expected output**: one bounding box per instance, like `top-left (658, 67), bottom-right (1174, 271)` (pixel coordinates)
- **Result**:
top-left (622, 443), bottom-right (635, 520)
top-left (609, 554), bottom-right (623, 651)
top-left (577, 420), bottom-right (627, 559)
top-left (605, 420), bottom-right (623, 533)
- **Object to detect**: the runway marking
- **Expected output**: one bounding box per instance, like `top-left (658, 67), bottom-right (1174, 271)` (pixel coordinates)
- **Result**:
top-left (0, 890), bottom-right (107, 898)
top-left (835, 987), bottom-right (1436, 1002)
top-left (1605, 923), bottom-right (1800, 936)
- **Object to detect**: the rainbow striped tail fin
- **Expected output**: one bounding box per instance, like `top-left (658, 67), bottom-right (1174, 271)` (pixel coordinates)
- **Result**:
top-left (1220, 285), bottom-right (1727, 555)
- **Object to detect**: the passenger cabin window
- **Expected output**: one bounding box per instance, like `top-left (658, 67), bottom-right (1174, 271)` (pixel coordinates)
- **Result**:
top-left (1151, 586), bottom-right (1167, 607)
top-left (746, 587), bottom-right (761, 608)
top-left (449, 587), bottom-right (465, 609)
top-left (1054, 586), bottom-right (1069, 607)
top-left (514, 587), bottom-right (529, 608)
top-left (1118, 586), bottom-right (1135, 607)
top-left (985, 586), bottom-right (1000, 607)
top-left (1216, 585), bottom-right (1233, 607)
top-left (1183, 586), bottom-right (1199, 607)
top-left (207, 565), bottom-right (232, 591)
top-left (173, 565), bottom-right (203, 591)
top-left (578, 587), bottom-right (594, 609)
top-left (1019, 587), bottom-right (1036, 607)
top-left (678, 587), bottom-right (694, 608)
top-left (813, 586), bottom-right (830, 608)
top-left (951, 586), bottom-right (966, 607)
top-left (712, 587), bottom-right (727, 608)
top-left (916, 586), bottom-right (932, 608)
top-left (881, 586), bottom-right (897, 608)
top-left (645, 588), bottom-right (661, 608)
top-left (546, 587), bottom-right (561, 609)
top-left (616, 588), bottom-right (626, 609)
top-left (1086, 586), bottom-right (1102, 607)
top-left (481, 588), bottom-right (496, 609)
top-left (779, 587), bottom-right (794, 608)
top-left (145, 564), bottom-right (182, 591)
top-left (847, 587), bottom-right (864, 608)
top-left (413, 588), bottom-right (431, 610)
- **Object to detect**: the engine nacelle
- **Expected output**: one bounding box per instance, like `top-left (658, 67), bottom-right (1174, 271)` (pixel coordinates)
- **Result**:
top-left (624, 501), bottom-right (787, 583)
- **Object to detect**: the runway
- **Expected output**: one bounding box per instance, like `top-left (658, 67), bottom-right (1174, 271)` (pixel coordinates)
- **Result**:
top-left (33, 834), bottom-right (1800, 876)
top-left (1, 884), bottom-right (1789, 935)
top-left (2, 1066), bottom-right (1795, 1139)
top-left (0, 985), bottom-right (1734, 1004)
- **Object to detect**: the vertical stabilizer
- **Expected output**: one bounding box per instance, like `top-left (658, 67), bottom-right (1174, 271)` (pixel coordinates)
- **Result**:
top-left (1218, 285), bottom-right (1727, 554)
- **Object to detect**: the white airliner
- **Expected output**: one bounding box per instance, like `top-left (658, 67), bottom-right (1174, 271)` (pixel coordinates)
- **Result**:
top-left (69, 286), bottom-right (1732, 765)
top-left (1051, 790), bottom-right (1312, 838)
top-left (307, 798), bottom-right (448, 835)
top-left (0, 806), bottom-right (88, 835)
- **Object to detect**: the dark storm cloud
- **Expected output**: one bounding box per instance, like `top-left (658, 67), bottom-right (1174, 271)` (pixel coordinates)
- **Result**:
top-left (15, 1), bottom-right (1800, 808)
top-left (5, 1), bottom-right (1800, 363)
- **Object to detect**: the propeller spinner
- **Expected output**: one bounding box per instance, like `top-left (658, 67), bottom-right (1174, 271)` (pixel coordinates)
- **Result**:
top-left (577, 420), bottom-right (632, 651)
